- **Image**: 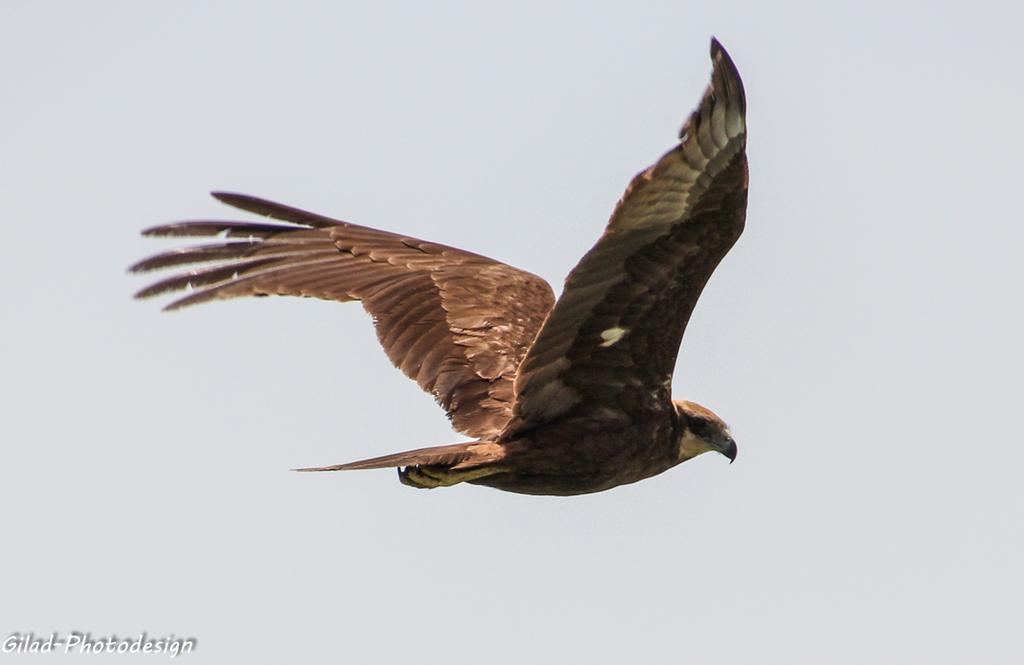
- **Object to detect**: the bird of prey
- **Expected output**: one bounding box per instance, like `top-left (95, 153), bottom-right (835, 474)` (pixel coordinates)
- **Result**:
top-left (132, 38), bottom-right (748, 496)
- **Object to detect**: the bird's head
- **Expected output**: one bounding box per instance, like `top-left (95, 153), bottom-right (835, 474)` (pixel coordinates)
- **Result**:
top-left (673, 400), bottom-right (737, 463)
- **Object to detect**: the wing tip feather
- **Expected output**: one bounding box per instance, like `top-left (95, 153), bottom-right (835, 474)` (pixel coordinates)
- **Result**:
top-left (708, 37), bottom-right (746, 111)
top-left (210, 190), bottom-right (250, 207)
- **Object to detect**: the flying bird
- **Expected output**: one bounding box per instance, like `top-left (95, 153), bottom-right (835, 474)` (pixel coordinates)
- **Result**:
top-left (132, 38), bottom-right (748, 496)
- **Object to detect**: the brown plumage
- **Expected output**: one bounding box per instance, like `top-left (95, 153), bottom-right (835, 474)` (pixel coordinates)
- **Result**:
top-left (133, 38), bottom-right (748, 495)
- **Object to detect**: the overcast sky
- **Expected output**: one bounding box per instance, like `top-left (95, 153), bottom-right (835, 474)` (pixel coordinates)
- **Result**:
top-left (2, 1), bottom-right (1022, 663)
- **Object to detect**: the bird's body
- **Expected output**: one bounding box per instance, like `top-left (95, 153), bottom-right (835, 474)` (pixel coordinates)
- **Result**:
top-left (133, 39), bottom-right (749, 496)
top-left (469, 404), bottom-right (682, 496)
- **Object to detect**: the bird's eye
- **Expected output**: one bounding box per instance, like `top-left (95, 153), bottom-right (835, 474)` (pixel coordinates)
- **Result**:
top-left (689, 417), bottom-right (710, 437)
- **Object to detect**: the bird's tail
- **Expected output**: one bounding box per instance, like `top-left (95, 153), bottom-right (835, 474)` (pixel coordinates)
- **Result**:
top-left (293, 441), bottom-right (504, 473)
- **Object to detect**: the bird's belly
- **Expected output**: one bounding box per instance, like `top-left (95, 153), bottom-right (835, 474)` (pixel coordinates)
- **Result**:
top-left (471, 423), bottom-right (679, 496)
top-left (469, 470), bottom-right (630, 496)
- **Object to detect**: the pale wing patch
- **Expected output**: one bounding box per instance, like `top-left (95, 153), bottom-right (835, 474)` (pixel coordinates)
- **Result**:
top-left (599, 326), bottom-right (629, 347)
top-left (527, 379), bottom-right (580, 421)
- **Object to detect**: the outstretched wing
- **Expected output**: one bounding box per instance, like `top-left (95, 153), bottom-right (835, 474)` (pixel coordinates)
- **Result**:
top-left (132, 193), bottom-right (555, 439)
top-left (507, 38), bottom-right (748, 434)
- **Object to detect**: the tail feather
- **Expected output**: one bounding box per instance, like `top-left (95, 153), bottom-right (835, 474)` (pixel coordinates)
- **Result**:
top-left (293, 441), bottom-right (487, 472)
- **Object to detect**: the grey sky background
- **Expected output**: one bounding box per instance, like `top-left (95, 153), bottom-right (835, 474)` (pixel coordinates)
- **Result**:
top-left (2, 1), bottom-right (1022, 663)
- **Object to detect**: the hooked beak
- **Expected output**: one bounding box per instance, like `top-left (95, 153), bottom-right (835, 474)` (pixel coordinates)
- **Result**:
top-left (722, 438), bottom-right (737, 464)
